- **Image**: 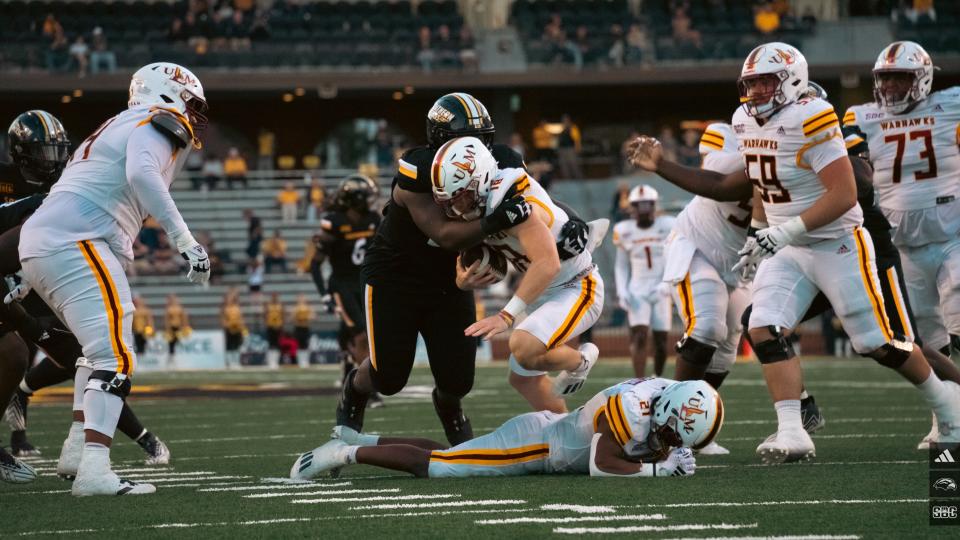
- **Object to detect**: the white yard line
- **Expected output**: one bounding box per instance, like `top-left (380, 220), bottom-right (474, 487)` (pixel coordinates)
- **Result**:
top-left (295, 493), bottom-right (463, 504)
top-left (198, 481), bottom-right (352, 492)
top-left (698, 460), bottom-right (925, 470)
top-left (246, 488), bottom-right (402, 499)
top-left (540, 504), bottom-right (616, 514)
top-left (477, 514), bottom-right (667, 524)
top-left (142, 475), bottom-right (251, 483)
top-left (721, 433), bottom-right (912, 442)
top-left (723, 417), bottom-right (924, 426)
top-left (347, 499), bottom-right (526, 510)
top-left (553, 523), bottom-right (759, 534)
top-left (660, 536), bottom-right (860, 540)
top-left (631, 498), bottom-right (926, 509)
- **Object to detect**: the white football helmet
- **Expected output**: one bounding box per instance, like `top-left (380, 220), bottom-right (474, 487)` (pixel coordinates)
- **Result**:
top-left (652, 380), bottom-right (724, 450)
top-left (128, 62), bottom-right (208, 142)
top-left (430, 136), bottom-right (498, 221)
top-left (872, 41), bottom-right (934, 114)
top-left (737, 42), bottom-right (808, 118)
top-left (628, 184), bottom-right (658, 203)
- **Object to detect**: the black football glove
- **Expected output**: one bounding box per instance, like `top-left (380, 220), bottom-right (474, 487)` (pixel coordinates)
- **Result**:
top-left (556, 217), bottom-right (588, 261)
top-left (480, 196), bottom-right (532, 235)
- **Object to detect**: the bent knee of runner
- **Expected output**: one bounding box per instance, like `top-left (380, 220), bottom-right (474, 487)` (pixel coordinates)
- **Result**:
top-left (510, 330), bottom-right (549, 371)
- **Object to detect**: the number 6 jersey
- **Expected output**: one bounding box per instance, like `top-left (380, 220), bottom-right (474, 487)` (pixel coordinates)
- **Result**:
top-left (843, 87), bottom-right (960, 247)
top-left (731, 96), bottom-right (860, 242)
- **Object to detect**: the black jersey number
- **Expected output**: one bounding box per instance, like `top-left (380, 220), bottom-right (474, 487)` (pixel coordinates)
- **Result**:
top-left (726, 199), bottom-right (752, 228)
top-left (745, 155), bottom-right (791, 204)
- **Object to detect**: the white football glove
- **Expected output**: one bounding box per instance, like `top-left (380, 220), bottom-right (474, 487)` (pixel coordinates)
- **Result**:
top-left (172, 232), bottom-right (210, 285)
top-left (753, 216), bottom-right (807, 258)
top-left (731, 235), bottom-right (761, 282)
top-left (656, 447), bottom-right (697, 477)
top-left (3, 281), bottom-right (31, 305)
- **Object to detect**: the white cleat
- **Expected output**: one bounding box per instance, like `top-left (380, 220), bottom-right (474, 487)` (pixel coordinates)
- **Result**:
top-left (696, 441), bottom-right (730, 456)
top-left (72, 470), bottom-right (156, 496)
top-left (56, 422), bottom-right (84, 480)
top-left (290, 439), bottom-right (352, 481)
top-left (331, 425), bottom-right (377, 447)
top-left (756, 429), bottom-right (815, 465)
top-left (586, 219), bottom-right (610, 253)
top-left (553, 343), bottom-right (599, 397)
top-left (144, 438), bottom-right (171, 466)
top-left (0, 449), bottom-right (37, 484)
top-left (934, 381), bottom-right (960, 444)
top-left (918, 412), bottom-right (939, 450)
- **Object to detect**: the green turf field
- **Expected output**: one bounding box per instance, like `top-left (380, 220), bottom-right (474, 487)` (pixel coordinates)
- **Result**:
top-left (2, 358), bottom-right (958, 539)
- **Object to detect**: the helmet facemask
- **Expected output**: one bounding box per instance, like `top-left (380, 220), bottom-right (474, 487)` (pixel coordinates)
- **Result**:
top-left (873, 70), bottom-right (922, 113)
top-left (434, 174), bottom-right (486, 221)
top-left (738, 72), bottom-right (789, 118)
top-left (183, 91), bottom-right (209, 141)
top-left (13, 140), bottom-right (70, 186)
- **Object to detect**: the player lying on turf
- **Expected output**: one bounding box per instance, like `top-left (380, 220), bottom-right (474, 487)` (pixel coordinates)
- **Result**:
top-left (291, 378), bottom-right (721, 479)
top-left (433, 136), bottom-right (605, 414)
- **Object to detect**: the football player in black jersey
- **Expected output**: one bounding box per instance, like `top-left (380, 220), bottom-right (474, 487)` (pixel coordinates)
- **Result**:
top-left (0, 112), bottom-right (168, 484)
top-left (335, 93), bottom-right (591, 446)
top-left (311, 174), bottom-right (383, 406)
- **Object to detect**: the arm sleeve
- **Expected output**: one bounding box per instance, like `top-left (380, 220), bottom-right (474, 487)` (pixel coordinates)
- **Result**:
top-left (125, 125), bottom-right (190, 242)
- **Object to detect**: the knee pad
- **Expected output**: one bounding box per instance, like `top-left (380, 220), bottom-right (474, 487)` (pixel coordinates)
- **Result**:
top-left (751, 326), bottom-right (796, 364)
top-left (867, 340), bottom-right (913, 369)
top-left (87, 370), bottom-right (132, 400)
top-left (675, 335), bottom-right (717, 366)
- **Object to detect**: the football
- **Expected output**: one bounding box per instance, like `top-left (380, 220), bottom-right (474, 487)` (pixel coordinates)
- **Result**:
top-left (460, 244), bottom-right (509, 282)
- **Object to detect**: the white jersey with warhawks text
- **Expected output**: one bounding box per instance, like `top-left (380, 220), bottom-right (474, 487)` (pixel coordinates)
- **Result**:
top-left (673, 130), bottom-right (751, 285)
top-left (20, 105), bottom-right (192, 262)
top-left (843, 87), bottom-right (960, 246)
top-left (731, 96), bottom-right (861, 242)
top-left (612, 215), bottom-right (675, 285)
top-left (483, 168), bottom-right (593, 286)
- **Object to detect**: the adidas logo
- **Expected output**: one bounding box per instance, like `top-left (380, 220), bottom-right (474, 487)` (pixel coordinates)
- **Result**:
top-left (837, 244), bottom-right (850, 254)
top-left (935, 104), bottom-right (944, 112)
top-left (935, 449), bottom-right (957, 463)
top-left (777, 127), bottom-right (786, 135)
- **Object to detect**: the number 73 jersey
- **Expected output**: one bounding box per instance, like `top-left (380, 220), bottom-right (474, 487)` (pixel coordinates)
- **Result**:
top-left (843, 87), bottom-right (960, 246)
top-left (732, 96), bottom-right (862, 242)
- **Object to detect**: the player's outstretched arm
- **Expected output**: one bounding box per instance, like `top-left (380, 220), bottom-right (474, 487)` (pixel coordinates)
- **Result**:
top-left (396, 189), bottom-right (531, 251)
top-left (800, 156), bottom-right (857, 232)
top-left (627, 136), bottom-right (752, 202)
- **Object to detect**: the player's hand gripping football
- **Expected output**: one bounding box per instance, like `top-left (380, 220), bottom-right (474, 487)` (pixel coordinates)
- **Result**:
top-left (455, 256), bottom-right (500, 290)
top-left (626, 136), bottom-right (663, 171)
top-left (465, 313), bottom-right (510, 341)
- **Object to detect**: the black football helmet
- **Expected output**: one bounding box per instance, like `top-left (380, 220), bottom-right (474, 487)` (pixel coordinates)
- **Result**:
top-left (426, 92), bottom-right (495, 150)
top-left (336, 174), bottom-right (378, 212)
top-left (8, 110), bottom-right (70, 187)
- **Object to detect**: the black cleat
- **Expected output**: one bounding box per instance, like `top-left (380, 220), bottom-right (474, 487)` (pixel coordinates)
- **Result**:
top-left (801, 395), bottom-right (826, 434)
top-left (432, 388), bottom-right (473, 446)
top-left (11, 430), bottom-right (40, 457)
top-left (335, 368), bottom-right (369, 432)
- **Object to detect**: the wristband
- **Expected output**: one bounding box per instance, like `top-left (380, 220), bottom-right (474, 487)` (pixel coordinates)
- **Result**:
top-left (503, 296), bottom-right (527, 319)
top-left (498, 311), bottom-right (515, 327)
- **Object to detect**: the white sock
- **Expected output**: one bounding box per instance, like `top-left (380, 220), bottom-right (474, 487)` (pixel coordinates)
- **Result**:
top-left (19, 380), bottom-right (34, 394)
top-left (73, 365), bottom-right (92, 413)
top-left (79, 442), bottom-right (111, 475)
top-left (346, 445), bottom-right (359, 464)
top-left (82, 387), bottom-right (123, 439)
top-left (357, 433), bottom-right (380, 446)
top-left (917, 371), bottom-right (956, 421)
top-left (774, 399), bottom-right (803, 431)
top-left (799, 390), bottom-right (809, 400)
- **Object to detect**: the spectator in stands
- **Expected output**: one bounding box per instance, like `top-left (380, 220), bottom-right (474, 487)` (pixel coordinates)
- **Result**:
top-left (42, 14), bottom-right (62, 40)
top-left (200, 153), bottom-right (223, 190)
top-left (235, 0), bottom-right (255, 14)
top-left (258, 129), bottom-right (275, 170)
top-left (677, 128), bottom-right (701, 167)
top-left (131, 239), bottom-right (152, 276)
top-left (68, 36), bottom-right (89, 77)
top-left (244, 208), bottom-right (263, 261)
top-left (262, 230), bottom-right (288, 273)
top-left (607, 23), bottom-right (626, 67)
top-left (292, 294), bottom-right (315, 368)
top-left (264, 292), bottom-right (286, 368)
top-left (625, 24), bottom-right (653, 65)
top-left (374, 129), bottom-right (394, 169)
top-left (459, 26), bottom-right (478, 71)
top-left (416, 26), bottom-right (436, 72)
top-left (305, 176), bottom-right (325, 223)
top-left (152, 232), bottom-right (183, 275)
top-left (247, 256), bottom-right (264, 294)
top-left (248, 8), bottom-right (271, 41)
top-left (897, 0), bottom-right (937, 23)
top-left (277, 181), bottom-right (301, 223)
top-left (224, 147), bottom-right (249, 189)
top-left (132, 295), bottom-right (155, 355)
top-left (165, 294), bottom-right (191, 367)
top-left (658, 126), bottom-right (679, 162)
top-left (532, 119), bottom-right (556, 163)
top-left (671, 7), bottom-right (702, 54)
top-left (611, 180), bottom-right (631, 222)
top-left (556, 114), bottom-right (583, 179)
top-left (45, 26), bottom-right (69, 73)
top-left (170, 17), bottom-right (187, 42)
top-left (434, 24), bottom-right (459, 68)
top-left (206, 237), bottom-right (228, 283)
top-left (89, 27), bottom-right (117, 74)
top-left (755, 2), bottom-right (782, 35)
top-left (221, 287), bottom-right (247, 368)
top-left (574, 26), bottom-right (597, 66)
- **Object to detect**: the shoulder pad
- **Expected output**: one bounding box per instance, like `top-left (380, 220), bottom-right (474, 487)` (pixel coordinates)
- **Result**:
top-left (396, 146), bottom-right (432, 194)
top-left (491, 144), bottom-right (525, 169)
top-left (319, 211), bottom-right (344, 233)
top-left (150, 112), bottom-right (192, 149)
top-left (841, 125), bottom-right (869, 158)
top-left (842, 106), bottom-right (860, 127)
top-left (799, 100), bottom-right (839, 139)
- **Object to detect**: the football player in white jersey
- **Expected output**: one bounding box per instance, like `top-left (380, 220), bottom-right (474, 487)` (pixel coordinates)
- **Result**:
top-left (629, 42), bottom-right (960, 464)
top-left (431, 137), bottom-right (603, 414)
top-left (15, 63), bottom-right (210, 496)
top-left (612, 185), bottom-right (675, 378)
top-left (843, 41), bottom-right (960, 361)
top-left (291, 378), bottom-right (721, 480)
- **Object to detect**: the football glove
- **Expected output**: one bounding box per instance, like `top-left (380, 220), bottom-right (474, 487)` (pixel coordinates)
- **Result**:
top-left (3, 281), bottom-right (31, 305)
top-left (731, 220), bottom-right (766, 282)
top-left (556, 218), bottom-right (588, 261)
top-left (656, 447), bottom-right (697, 477)
top-left (754, 216), bottom-right (807, 257)
top-left (172, 232), bottom-right (210, 285)
top-left (480, 196), bottom-right (532, 235)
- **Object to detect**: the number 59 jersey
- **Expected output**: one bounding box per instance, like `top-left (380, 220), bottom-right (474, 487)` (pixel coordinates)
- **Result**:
top-left (843, 87), bottom-right (960, 246)
top-left (731, 97), bottom-right (861, 242)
